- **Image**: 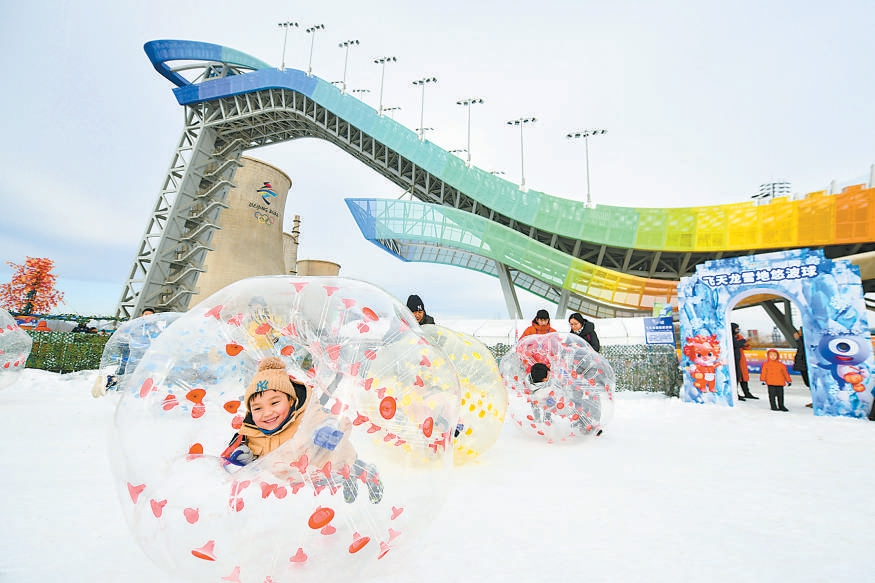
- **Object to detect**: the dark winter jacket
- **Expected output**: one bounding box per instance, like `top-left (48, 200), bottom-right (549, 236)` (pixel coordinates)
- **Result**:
top-left (732, 333), bottom-right (750, 382)
top-left (573, 321), bottom-right (601, 352)
top-left (793, 334), bottom-right (807, 373)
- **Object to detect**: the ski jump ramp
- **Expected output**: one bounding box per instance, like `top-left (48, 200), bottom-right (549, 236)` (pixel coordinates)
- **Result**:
top-left (117, 39), bottom-right (875, 319)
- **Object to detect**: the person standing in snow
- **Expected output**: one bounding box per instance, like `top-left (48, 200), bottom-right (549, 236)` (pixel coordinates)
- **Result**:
top-left (569, 312), bottom-right (600, 352)
top-left (760, 348), bottom-right (792, 412)
top-left (520, 309), bottom-right (556, 338)
top-left (732, 323), bottom-right (758, 401)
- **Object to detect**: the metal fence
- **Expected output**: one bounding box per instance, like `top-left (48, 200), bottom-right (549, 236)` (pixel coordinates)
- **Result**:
top-left (601, 344), bottom-right (682, 396)
top-left (487, 343), bottom-right (682, 396)
top-left (24, 332), bottom-right (683, 396)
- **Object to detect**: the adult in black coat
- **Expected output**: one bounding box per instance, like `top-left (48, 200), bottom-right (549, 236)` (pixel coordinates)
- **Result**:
top-left (406, 294), bottom-right (435, 325)
top-left (792, 328), bottom-right (809, 388)
top-left (569, 312), bottom-right (600, 352)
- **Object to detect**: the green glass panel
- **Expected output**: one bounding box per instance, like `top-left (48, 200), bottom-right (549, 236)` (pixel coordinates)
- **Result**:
top-left (532, 192), bottom-right (589, 238)
top-left (634, 208), bottom-right (668, 249)
top-left (586, 205), bottom-right (639, 247)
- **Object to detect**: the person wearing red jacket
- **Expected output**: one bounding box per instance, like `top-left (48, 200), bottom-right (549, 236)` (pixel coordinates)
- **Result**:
top-left (760, 348), bottom-right (792, 412)
top-left (520, 309), bottom-right (556, 338)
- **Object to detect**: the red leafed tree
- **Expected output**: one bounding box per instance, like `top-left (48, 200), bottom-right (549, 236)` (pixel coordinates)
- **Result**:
top-left (0, 257), bottom-right (65, 315)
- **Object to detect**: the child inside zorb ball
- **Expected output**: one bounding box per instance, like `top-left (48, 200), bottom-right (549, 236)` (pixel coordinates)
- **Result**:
top-left (92, 311), bottom-right (182, 397)
top-left (222, 357), bottom-right (383, 503)
top-left (500, 332), bottom-right (615, 443)
top-left (110, 276), bottom-right (460, 583)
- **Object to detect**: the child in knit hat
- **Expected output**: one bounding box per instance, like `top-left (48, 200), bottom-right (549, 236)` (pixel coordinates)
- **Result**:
top-left (222, 357), bottom-right (310, 466)
top-left (222, 357), bottom-right (384, 503)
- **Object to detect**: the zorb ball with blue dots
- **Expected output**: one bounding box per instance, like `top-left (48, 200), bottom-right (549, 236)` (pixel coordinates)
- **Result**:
top-left (92, 311), bottom-right (182, 397)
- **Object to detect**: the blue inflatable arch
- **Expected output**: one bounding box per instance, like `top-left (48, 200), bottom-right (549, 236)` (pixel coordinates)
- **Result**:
top-left (678, 248), bottom-right (874, 418)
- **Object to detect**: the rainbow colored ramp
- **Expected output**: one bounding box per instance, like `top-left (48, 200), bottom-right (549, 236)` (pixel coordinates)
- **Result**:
top-left (126, 39), bottom-right (875, 318)
top-left (346, 183), bottom-right (874, 317)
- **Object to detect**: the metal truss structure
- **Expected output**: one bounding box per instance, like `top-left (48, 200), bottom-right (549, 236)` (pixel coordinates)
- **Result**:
top-left (119, 41), bottom-right (875, 319)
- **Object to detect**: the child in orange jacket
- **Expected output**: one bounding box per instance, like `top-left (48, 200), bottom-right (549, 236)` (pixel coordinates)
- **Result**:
top-left (520, 309), bottom-right (556, 338)
top-left (760, 348), bottom-right (792, 412)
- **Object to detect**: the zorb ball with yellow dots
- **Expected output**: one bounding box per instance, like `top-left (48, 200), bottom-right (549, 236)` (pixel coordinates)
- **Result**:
top-left (421, 325), bottom-right (507, 464)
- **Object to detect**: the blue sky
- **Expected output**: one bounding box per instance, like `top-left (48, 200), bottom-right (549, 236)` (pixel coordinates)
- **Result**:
top-left (1, 0), bottom-right (873, 329)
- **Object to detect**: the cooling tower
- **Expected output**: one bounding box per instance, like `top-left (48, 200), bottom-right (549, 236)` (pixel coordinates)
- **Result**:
top-left (195, 156), bottom-right (292, 301)
top-left (296, 260), bottom-right (341, 276)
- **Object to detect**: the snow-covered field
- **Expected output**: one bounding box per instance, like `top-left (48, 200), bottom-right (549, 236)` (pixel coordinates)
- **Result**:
top-left (3, 368), bottom-right (874, 583)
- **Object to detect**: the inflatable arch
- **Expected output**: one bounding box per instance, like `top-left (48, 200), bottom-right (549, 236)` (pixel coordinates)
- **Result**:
top-left (678, 248), bottom-right (874, 417)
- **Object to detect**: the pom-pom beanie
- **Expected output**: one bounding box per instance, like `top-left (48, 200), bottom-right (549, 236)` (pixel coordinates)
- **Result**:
top-left (244, 357), bottom-right (297, 407)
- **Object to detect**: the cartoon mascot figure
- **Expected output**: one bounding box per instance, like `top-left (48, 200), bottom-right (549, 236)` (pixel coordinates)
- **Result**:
top-left (683, 334), bottom-right (723, 393)
top-left (817, 333), bottom-right (872, 393)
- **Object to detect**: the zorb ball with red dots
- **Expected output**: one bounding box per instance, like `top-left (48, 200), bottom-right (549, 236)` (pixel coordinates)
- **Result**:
top-left (499, 332), bottom-right (615, 443)
top-left (109, 276), bottom-right (461, 583)
top-left (0, 308), bottom-right (32, 390)
top-left (421, 325), bottom-right (507, 464)
top-left (92, 312), bottom-right (182, 397)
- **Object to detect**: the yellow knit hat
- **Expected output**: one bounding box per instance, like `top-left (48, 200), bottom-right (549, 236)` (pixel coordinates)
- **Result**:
top-left (244, 357), bottom-right (297, 408)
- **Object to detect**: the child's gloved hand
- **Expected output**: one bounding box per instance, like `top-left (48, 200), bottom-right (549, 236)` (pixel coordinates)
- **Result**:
top-left (226, 444), bottom-right (255, 466)
top-left (787, 382), bottom-right (792, 386)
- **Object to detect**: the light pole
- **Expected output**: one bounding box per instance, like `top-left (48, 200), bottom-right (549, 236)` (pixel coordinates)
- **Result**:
top-left (277, 21), bottom-right (299, 71)
top-left (507, 117), bottom-right (537, 191)
top-left (566, 129), bottom-right (607, 207)
top-left (456, 97), bottom-right (484, 167)
top-left (304, 24), bottom-right (325, 76)
top-left (449, 148), bottom-right (468, 159)
top-left (412, 76), bottom-right (437, 140)
top-left (338, 39), bottom-right (360, 94)
top-left (352, 88), bottom-right (371, 104)
top-left (373, 56), bottom-right (397, 116)
top-left (415, 127), bottom-right (435, 139)
top-left (382, 106), bottom-right (401, 119)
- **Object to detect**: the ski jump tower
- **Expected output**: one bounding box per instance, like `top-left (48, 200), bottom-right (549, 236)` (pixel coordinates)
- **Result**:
top-left (118, 40), bottom-right (875, 320)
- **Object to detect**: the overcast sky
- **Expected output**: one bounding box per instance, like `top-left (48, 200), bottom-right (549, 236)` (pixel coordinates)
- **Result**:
top-left (1, 0), bottom-right (873, 327)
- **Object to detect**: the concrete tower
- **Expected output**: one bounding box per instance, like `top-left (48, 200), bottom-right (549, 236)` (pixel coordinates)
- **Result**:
top-left (194, 157), bottom-right (292, 303)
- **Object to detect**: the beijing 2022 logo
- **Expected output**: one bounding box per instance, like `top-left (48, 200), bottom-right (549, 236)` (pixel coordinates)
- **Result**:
top-left (257, 182), bottom-right (277, 205)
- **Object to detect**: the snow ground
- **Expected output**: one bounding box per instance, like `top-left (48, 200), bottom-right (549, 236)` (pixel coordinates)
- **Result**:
top-left (2, 369), bottom-right (873, 583)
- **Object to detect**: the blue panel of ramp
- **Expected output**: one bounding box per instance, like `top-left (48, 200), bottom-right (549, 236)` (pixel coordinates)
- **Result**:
top-left (144, 40), bottom-right (272, 88)
top-left (345, 199), bottom-right (406, 261)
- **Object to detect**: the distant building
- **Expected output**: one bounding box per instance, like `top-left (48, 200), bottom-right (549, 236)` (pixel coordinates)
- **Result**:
top-left (752, 181), bottom-right (791, 202)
